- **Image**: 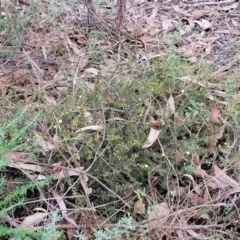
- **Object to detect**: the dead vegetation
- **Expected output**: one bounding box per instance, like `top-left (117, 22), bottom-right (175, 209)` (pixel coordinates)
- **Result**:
top-left (1, 0), bottom-right (240, 239)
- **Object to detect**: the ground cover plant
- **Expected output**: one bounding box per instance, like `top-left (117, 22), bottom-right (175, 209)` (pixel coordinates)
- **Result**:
top-left (1, 0), bottom-right (240, 239)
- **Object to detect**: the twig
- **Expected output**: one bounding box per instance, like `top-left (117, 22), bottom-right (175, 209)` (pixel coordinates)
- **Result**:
top-left (112, 0), bottom-right (126, 33)
top-left (84, 171), bottom-right (131, 208)
top-left (85, 0), bottom-right (96, 25)
top-left (184, 0), bottom-right (235, 7)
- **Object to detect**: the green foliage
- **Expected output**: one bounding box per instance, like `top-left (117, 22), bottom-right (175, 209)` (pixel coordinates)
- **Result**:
top-left (93, 215), bottom-right (138, 240)
top-left (0, 213), bottom-right (61, 239)
top-left (0, 179), bottom-right (51, 218)
top-left (185, 99), bottom-right (204, 118)
top-left (93, 0), bottom-right (104, 6)
top-left (51, 77), bottom-right (159, 199)
top-left (2, 1), bottom-right (240, 238)
top-left (87, 31), bottom-right (106, 64)
top-left (225, 79), bottom-right (240, 126)
top-left (181, 163), bottom-right (195, 174)
top-left (0, 110), bottom-right (39, 155)
top-left (0, 6), bottom-right (29, 58)
top-left (45, 52), bottom-right (219, 207)
top-left (0, 111), bottom-right (60, 239)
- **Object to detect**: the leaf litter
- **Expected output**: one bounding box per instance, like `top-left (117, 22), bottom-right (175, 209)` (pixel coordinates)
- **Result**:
top-left (2, 0), bottom-right (240, 239)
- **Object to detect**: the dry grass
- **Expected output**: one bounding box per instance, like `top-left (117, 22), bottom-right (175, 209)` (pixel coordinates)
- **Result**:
top-left (1, 0), bottom-right (240, 239)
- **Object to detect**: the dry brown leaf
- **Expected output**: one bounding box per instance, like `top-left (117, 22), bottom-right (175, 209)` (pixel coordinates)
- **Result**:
top-left (178, 76), bottom-right (206, 87)
top-left (232, 19), bottom-right (238, 27)
top-left (33, 207), bottom-right (48, 213)
top-left (52, 166), bottom-right (84, 180)
top-left (144, 99), bottom-right (156, 115)
top-left (69, 33), bottom-right (88, 45)
top-left (183, 174), bottom-right (202, 195)
top-left (139, 35), bottom-right (158, 46)
top-left (44, 64), bottom-right (58, 81)
top-left (166, 94), bottom-right (175, 113)
top-left (205, 44), bottom-right (212, 55)
top-left (42, 78), bottom-right (58, 90)
top-left (53, 134), bottom-right (61, 148)
top-left (195, 19), bottom-right (211, 30)
top-left (134, 200), bottom-right (145, 214)
top-left (107, 117), bottom-right (126, 122)
top-left (211, 90), bottom-right (226, 98)
top-left (184, 18), bottom-right (195, 34)
top-left (196, 36), bottom-right (220, 44)
top-left (65, 34), bottom-right (85, 57)
top-left (34, 132), bottom-right (55, 152)
top-left (148, 202), bottom-right (169, 229)
top-left (76, 125), bottom-right (104, 132)
top-left (199, 211), bottom-right (210, 220)
top-left (220, 2), bottom-right (238, 10)
top-left (176, 42), bottom-right (202, 57)
top-left (178, 186), bottom-right (189, 197)
top-left (215, 124), bottom-right (225, 140)
top-left (176, 229), bottom-right (184, 238)
top-left (194, 167), bottom-right (219, 189)
top-left (206, 92), bottom-right (227, 105)
top-left (8, 162), bottom-right (44, 173)
top-left (84, 67), bottom-right (99, 76)
top-left (203, 189), bottom-right (210, 203)
top-left (213, 165), bottom-right (239, 189)
top-left (52, 161), bottom-right (92, 195)
top-left (191, 9), bottom-right (208, 19)
top-left (187, 192), bottom-right (204, 205)
top-left (44, 94), bottom-right (57, 105)
top-left (79, 172), bottom-right (93, 195)
top-left (76, 57), bottom-right (89, 72)
top-left (20, 212), bottom-right (48, 230)
top-left (161, 18), bottom-right (174, 31)
top-left (6, 160), bottom-right (44, 180)
top-left (149, 8), bottom-right (158, 19)
top-left (172, 6), bottom-right (191, 17)
top-left (51, 190), bottom-right (79, 229)
top-left (81, 68), bottom-right (100, 79)
top-left (186, 229), bottom-right (202, 239)
top-left (149, 119), bottom-right (164, 128)
top-left (209, 105), bottom-right (220, 123)
top-left (4, 151), bottom-right (36, 163)
top-left (142, 127), bottom-right (161, 148)
top-left (194, 165), bottom-right (239, 189)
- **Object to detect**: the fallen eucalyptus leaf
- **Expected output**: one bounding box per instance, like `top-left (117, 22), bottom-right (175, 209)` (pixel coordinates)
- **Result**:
top-left (142, 127), bottom-right (161, 148)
